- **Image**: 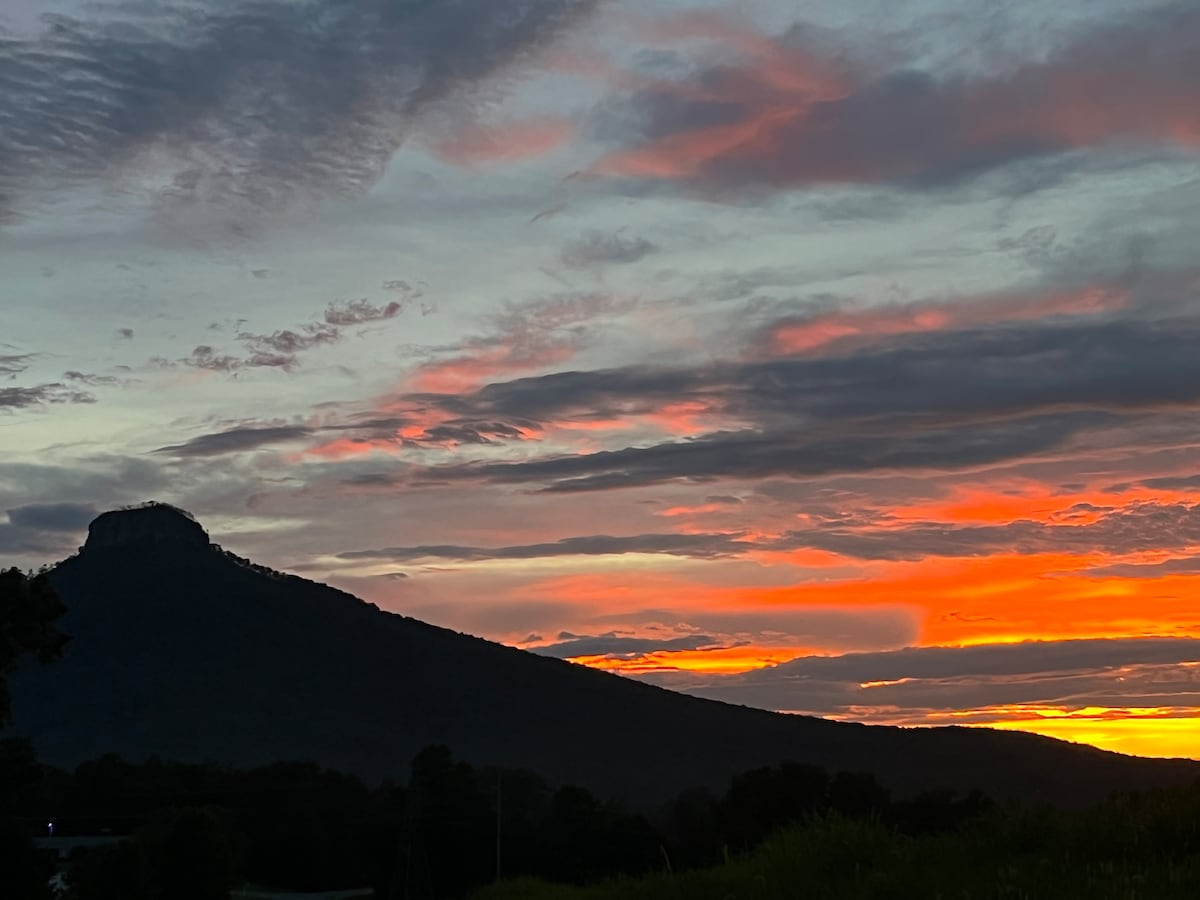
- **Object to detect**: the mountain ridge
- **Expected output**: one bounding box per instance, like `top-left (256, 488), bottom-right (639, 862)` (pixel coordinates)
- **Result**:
top-left (7, 504), bottom-right (1199, 806)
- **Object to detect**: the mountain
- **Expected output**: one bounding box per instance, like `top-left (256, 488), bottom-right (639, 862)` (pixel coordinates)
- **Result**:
top-left (7, 503), bottom-right (1199, 805)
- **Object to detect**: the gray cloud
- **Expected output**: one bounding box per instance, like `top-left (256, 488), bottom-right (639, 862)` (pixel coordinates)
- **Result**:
top-left (181, 346), bottom-right (245, 373)
top-left (586, 607), bottom-right (919, 656)
top-left (236, 323), bottom-right (341, 357)
top-left (559, 230), bottom-right (658, 268)
top-left (7, 502), bottom-right (98, 532)
top-left (459, 413), bottom-right (1102, 493)
top-left (1141, 474), bottom-right (1200, 491)
top-left (381, 315), bottom-right (1200, 491)
top-left (0, 522), bottom-right (72, 557)
top-left (338, 531), bottom-right (753, 563)
top-left (333, 495), bottom-right (1200, 565)
top-left (1, 500), bottom-right (100, 560)
top-left (665, 638), bottom-right (1200, 720)
top-left (742, 638), bottom-right (1200, 684)
top-left (0, 458), bottom-right (168, 518)
top-left (782, 501), bottom-right (1200, 561)
top-left (421, 421), bottom-right (535, 445)
top-left (1081, 556), bottom-right (1200, 579)
top-left (156, 425), bottom-right (314, 457)
top-left (323, 298), bottom-right (406, 326)
top-left (532, 632), bottom-right (725, 659)
top-left (0, 353), bottom-right (33, 376)
top-left (0, 383), bottom-right (97, 409)
top-left (469, 316), bottom-right (1200, 424)
top-left (0, 0), bottom-right (602, 222)
top-left (63, 371), bottom-right (123, 387)
top-left (178, 292), bottom-right (411, 373)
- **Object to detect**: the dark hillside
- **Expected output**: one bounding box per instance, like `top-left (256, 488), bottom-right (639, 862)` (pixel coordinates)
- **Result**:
top-left (7, 504), bottom-right (1198, 805)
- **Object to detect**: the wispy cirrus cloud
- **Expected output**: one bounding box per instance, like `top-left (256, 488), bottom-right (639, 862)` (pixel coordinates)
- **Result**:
top-left (0, 0), bottom-right (604, 222)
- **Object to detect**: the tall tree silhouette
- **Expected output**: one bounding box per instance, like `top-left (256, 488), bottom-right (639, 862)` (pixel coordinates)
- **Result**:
top-left (406, 745), bottom-right (495, 897)
top-left (152, 807), bottom-right (235, 900)
top-left (0, 567), bottom-right (68, 725)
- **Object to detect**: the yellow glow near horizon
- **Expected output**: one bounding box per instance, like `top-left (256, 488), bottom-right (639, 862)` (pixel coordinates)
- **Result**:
top-left (976, 708), bottom-right (1200, 760)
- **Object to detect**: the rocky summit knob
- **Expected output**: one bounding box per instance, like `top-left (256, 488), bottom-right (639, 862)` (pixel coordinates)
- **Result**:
top-left (83, 502), bottom-right (211, 552)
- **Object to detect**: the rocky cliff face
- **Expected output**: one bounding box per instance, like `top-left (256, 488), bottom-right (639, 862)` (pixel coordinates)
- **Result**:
top-left (83, 503), bottom-right (211, 552)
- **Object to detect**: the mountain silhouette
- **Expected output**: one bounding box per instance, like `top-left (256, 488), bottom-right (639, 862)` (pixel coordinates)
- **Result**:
top-left (7, 503), bottom-right (1198, 804)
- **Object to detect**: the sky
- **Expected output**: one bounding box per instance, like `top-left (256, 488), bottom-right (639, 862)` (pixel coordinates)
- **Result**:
top-left (3, 0), bottom-right (1200, 760)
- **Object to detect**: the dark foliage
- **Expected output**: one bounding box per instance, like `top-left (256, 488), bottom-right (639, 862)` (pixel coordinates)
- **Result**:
top-left (6, 738), bottom-right (1200, 900)
top-left (65, 840), bottom-right (150, 900)
top-left (0, 815), bottom-right (56, 900)
top-left (153, 807), bottom-right (236, 900)
top-left (3, 742), bottom-right (1006, 900)
top-left (0, 567), bottom-right (67, 724)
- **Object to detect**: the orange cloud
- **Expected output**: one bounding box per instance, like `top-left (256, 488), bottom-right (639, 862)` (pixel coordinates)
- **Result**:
top-left (408, 338), bottom-right (577, 393)
top-left (765, 285), bottom-right (1131, 356)
top-left (645, 400), bottom-right (723, 436)
top-left (569, 644), bottom-right (814, 675)
top-left (735, 552), bottom-right (1200, 649)
top-left (303, 436), bottom-right (400, 460)
top-left (888, 483), bottom-right (1200, 527)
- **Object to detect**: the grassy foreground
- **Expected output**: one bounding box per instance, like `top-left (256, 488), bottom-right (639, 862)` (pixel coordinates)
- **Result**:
top-left (472, 805), bottom-right (1200, 900)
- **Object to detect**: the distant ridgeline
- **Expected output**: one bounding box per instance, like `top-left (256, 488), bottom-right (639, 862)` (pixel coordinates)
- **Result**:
top-left (6, 504), bottom-right (1200, 811)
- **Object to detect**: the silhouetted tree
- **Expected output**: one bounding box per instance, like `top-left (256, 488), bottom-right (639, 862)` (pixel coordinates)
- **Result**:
top-left (0, 737), bottom-right (45, 817)
top-left (150, 807), bottom-right (235, 900)
top-left (893, 787), bottom-right (994, 835)
top-left (237, 761), bottom-right (369, 890)
top-left (669, 786), bottom-right (722, 866)
top-left (0, 567), bottom-right (68, 725)
top-left (66, 840), bottom-right (151, 900)
top-left (722, 762), bottom-right (829, 848)
top-left (406, 745), bottom-right (494, 897)
top-left (539, 785), bottom-right (607, 883)
top-left (477, 766), bottom-right (552, 880)
top-left (827, 770), bottom-right (890, 819)
top-left (0, 815), bottom-right (56, 900)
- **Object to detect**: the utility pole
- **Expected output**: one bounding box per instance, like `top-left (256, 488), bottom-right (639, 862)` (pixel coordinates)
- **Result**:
top-left (495, 771), bottom-right (503, 883)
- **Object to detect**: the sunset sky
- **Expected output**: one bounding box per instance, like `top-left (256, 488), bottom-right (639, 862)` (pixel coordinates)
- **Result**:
top-left (3, 0), bottom-right (1200, 759)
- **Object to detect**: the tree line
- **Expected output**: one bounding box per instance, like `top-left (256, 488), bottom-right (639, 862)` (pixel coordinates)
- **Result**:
top-left (2, 737), bottom-right (1005, 900)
